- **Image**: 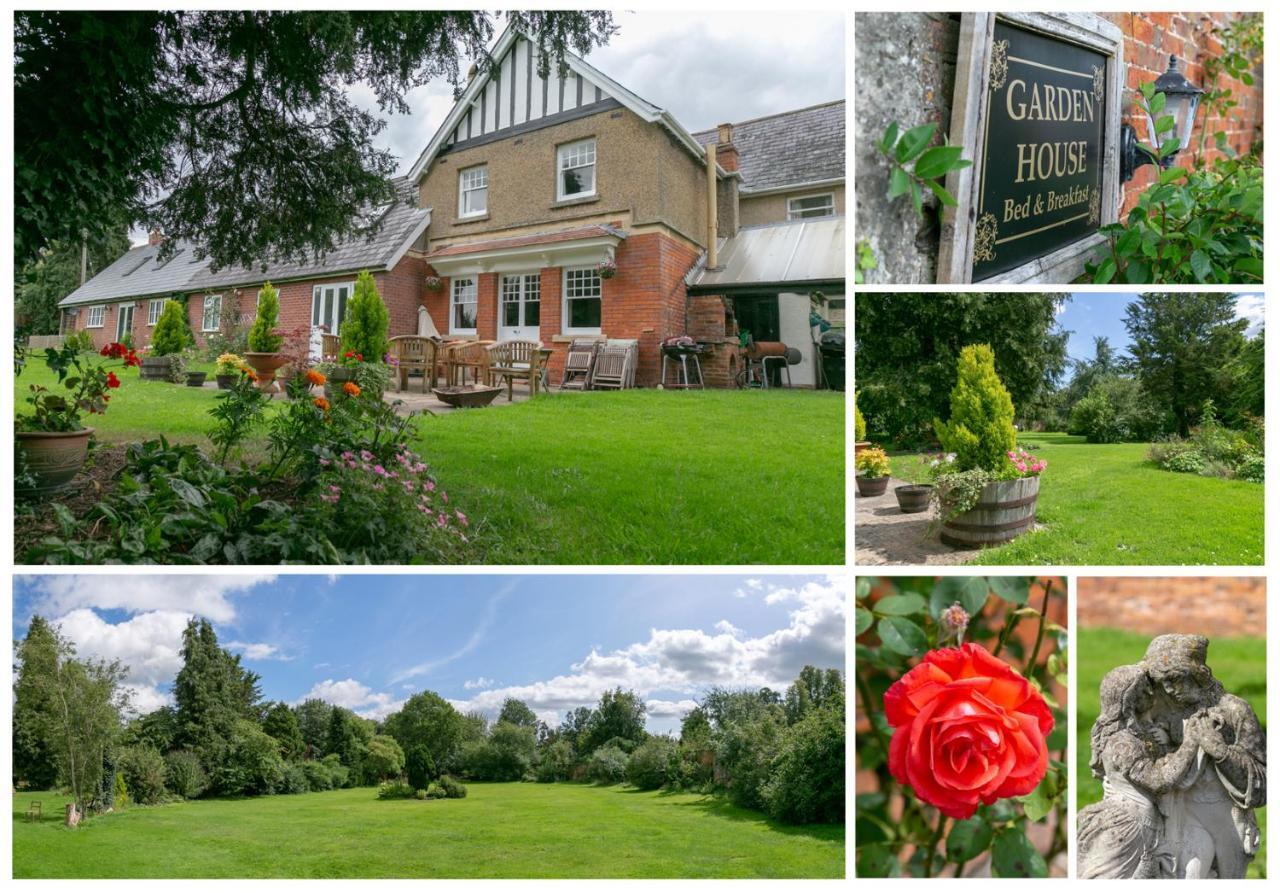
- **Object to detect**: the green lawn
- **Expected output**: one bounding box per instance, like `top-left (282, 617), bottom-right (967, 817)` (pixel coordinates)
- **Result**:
top-left (1077, 628), bottom-right (1266, 878)
top-left (886, 432), bottom-right (1263, 565)
top-left (16, 359), bottom-right (844, 564)
top-left (13, 783), bottom-right (844, 878)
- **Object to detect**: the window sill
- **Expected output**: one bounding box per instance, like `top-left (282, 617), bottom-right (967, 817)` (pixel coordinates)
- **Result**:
top-left (551, 195), bottom-right (599, 210)
top-left (556, 331), bottom-right (603, 341)
top-left (454, 214), bottom-right (490, 225)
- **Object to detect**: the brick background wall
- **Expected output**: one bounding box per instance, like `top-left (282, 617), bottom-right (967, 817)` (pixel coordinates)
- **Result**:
top-left (1078, 576), bottom-right (1265, 638)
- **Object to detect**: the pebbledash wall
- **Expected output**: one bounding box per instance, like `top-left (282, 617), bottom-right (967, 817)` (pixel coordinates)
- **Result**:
top-left (854, 11), bottom-right (1263, 283)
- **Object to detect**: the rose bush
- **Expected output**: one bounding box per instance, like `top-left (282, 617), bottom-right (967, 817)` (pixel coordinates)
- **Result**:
top-left (884, 643), bottom-right (1053, 819)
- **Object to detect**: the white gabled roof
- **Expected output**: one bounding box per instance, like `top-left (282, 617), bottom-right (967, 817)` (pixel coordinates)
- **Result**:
top-left (406, 25), bottom-right (721, 183)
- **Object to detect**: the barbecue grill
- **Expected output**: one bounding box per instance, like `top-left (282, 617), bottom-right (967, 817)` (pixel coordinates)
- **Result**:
top-left (660, 336), bottom-right (705, 389)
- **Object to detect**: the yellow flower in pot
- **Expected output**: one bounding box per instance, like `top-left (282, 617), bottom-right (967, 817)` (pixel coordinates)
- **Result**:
top-left (855, 446), bottom-right (892, 498)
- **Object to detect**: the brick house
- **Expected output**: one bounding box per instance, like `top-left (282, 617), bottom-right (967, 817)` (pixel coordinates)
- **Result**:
top-left (60, 26), bottom-right (845, 387)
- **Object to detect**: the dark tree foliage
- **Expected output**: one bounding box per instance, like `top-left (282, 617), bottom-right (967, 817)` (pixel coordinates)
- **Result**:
top-left (173, 618), bottom-right (263, 778)
top-left (496, 697), bottom-right (539, 729)
top-left (580, 688), bottom-right (647, 754)
top-left (783, 666), bottom-right (845, 725)
top-left (1124, 293), bottom-right (1249, 436)
top-left (123, 706), bottom-right (180, 753)
top-left (13, 616), bottom-right (62, 789)
top-left (383, 691), bottom-right (468, 776)
top-left (262, 701), bottom-right (306, 760)
top-left (679, 706), bottom-right (713, 747)
top-left (294, 698), bottom-right (333, 757)
top-left (1229, 327), bottom-right (1265, 425)
top-left (15, 228), bottom-right (132, 336)
top-left (15, 10), bottom-right (616, 269)
top-left (855, 293), bottom-right (1069, 444)
top-left (701, 686), bottom-right (783, 730)
top-left (324, 707), bottom-right (371, 772)
top-left (557, 706), bottom-right (595, 753)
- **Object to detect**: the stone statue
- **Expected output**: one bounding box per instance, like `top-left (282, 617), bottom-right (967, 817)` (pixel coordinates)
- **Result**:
top-left (1079, 635), bottom-right (1266, 879)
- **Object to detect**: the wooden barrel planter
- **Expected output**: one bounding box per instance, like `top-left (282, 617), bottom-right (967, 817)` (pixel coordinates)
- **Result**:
top-left (940, 476), bottom-right (1039, 548)
top-left (139, 356), bottom-right (172, 381)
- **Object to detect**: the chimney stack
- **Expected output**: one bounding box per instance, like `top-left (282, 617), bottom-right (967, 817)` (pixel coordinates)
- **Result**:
top-left (148, 230), bottom-right (164, 247)
top-left (714, 122), bottom-right (739, 172)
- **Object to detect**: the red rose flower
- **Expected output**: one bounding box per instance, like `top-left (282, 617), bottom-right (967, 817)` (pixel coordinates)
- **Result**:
top-left (884, 642), bottom-right (1053, 819)
top-left (345, 351), bottom-right (354, 358)
top-left (106, 371), bottom-right (121, 389)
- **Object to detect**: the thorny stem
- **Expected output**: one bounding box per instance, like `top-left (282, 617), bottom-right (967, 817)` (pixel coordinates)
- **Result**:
top-left (1025, 578), bottom-right (1054, 676)
top-left (991, 609), bottom-right (1019, 659)
top-left (923, 810), bottom-right (949, 878)
top-left (855, 671), bottom-right (889, 758)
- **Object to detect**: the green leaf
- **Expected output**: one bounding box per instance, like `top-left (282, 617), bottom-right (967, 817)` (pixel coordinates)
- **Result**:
top-left (856, 577), bottom-right (872, 599)
top-left (877, 615), bottom-right (927, 657)
top-left (987, 576), bottom-right (1030, 605)
top-left (855, 605), bottom-right (874, 635)
top-left (1018, 776), bottom-right (1054, 822)
top-left (894, 122), bottom-right (936, 163)
top-left (888, 166), bottom-right (909, 199)
top-left (875, 593), bottom-right (927, 616)
top-left (925, 179), bottom-right (958, 207)
top-left (1189, 249), bottom-right (1213, 282)
top-left (914, 145), bottom-right (966, 180)
top-left (168, 477), bottom-right (206, 509)
top-left (856, 844), bottom-right (900, 878)
top-left (879, 120), bottom-right (900, 154)
top-left (1233, 256), bottom-right (1263, 279)
top-left (930, 576), bottom-right (989, 617)
top-left (908, 179), bottom-right (923, 216)
top-left (991, 827), bottom-right (1048, 878)
top-left (946, 817), bottom-right (994, 862)
top-left (1092, 257), bottom-right (1117, 283)
top-left (1148, 90), bottom-right (1166, 116)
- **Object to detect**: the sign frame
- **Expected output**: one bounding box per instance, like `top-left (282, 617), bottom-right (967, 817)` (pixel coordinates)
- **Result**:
top-left (937, 12), bottom-right (1124, 283)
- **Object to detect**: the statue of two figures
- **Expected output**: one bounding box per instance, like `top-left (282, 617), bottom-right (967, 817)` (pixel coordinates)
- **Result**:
top-left (1080, 635), bottom-right (1266, 878)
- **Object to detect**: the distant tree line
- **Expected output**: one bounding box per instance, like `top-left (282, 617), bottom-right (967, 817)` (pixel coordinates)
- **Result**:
top-left (13, 616), bottom-right (843, 826)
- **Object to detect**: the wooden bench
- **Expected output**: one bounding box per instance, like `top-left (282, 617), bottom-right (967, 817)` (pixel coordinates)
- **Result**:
top-left (487, 340), bottom-right (542, 400)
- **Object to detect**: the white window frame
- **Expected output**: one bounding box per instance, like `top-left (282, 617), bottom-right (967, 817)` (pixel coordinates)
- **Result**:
top-left (201, 294), bottom-right (223, 332)
top-left (561, 267), bottom-right (602, 335)
top-left (500, 273), bottom-right (541, 331)
top-left (450, 276), bottom-right (478, 335)
top-left (458, 165), bottom-right (488, 218)
top-left (147, 298), bottom-right (165, 326)
top-left (556, 138), bottom-right (597, 201)
top-left (786, 192), bottom-right (836, 220)
top-left (310, 282), bottom-right (354, 334)
top-left (86, 305), bottom-right (105, 328)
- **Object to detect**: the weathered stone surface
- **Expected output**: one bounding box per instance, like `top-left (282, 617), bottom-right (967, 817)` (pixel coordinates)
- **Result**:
top-left (1079, 635), bottom-right (1266, 878)
top-left (853, 12), bottom-right (959, 284)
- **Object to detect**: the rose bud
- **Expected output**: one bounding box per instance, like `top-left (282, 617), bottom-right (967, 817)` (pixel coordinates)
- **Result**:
top-left (884, 643), bottom-right (1053, 819)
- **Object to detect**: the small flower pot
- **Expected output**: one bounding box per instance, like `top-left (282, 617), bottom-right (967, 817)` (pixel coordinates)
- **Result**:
top-left (16, 427), bottom-right (94, 498)
top-left (185, 371), bottom-right (208, 387)
top-left (215, 374), bottom-right (237, 389)
top-left (243, 352), bottom-right (289, 391)
top-left (855, 475), bottom-right (890, 497)
top-left (855, 441), bottom-right (872, 455)
top-left (139, 356), bottom-right (173, 381)
top-left (894, 483), bottom-right (933, 514)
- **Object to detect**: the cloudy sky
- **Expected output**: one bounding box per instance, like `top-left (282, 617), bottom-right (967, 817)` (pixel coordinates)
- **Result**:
top-left (13, 574), bottom-right (845, 733)
top-left (1058, 292), bottom-right (1264, 373)
top-left (358, 9), bottom-right (846, 177)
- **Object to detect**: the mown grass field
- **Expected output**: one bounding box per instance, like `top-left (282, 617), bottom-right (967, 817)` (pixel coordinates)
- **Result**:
top-left (16, 359), bottom-right (844, 564)
top-left (13, 783), bottom-right (845, 878)
top-left (886, 433), bottom-right (1263, 565)
top-left (1076, 628), bottom-right (1266, 878)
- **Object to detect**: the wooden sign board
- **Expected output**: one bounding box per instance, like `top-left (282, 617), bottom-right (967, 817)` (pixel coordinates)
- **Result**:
top-left (938, 13), bottom-right (1124, 283)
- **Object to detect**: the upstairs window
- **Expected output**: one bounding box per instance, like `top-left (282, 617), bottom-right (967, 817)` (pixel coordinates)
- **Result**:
top-left (458, 165), bottom-right (488, 218)
top-left (557, 138), bottom-right (597, 200)
top-left (201, 294), bottom-right (222, 332)
top-left (786, 193), bottom-right (836, 220)
top-left (86, 305), bottom-right (105, 328)
top-left (148, 299), bottom-right (165, 326)
top-left (451, 277), bottom-right (478, 333)
top-left (562, 267), bottom-right (602, 333)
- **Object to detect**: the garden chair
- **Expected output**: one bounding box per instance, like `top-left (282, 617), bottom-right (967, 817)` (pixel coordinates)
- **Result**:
top-left (389, 335), bottom-right (439, 393)
top-left (444, 340), bottom-right (493, 387)
top-left (320, 334), bottom-right (341, 363)
top-left (560, 339), bottom-right (602, 390)
top-left (25, 801), bottom-right (41, 823)
top-left (486, 340), bottom-right (542, 401)
top-left (590, 340), bottom-right (637, 390)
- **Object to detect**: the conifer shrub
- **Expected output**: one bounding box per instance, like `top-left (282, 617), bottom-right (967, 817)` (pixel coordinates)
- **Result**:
top-left (150, 300), bottom-right (190, 356)
top-left (339, 270), bottom-right (390, 362)
top-left (247, 282), bottom-right (284, 352)
top-left (934, 344), bottom-right (1016, 472)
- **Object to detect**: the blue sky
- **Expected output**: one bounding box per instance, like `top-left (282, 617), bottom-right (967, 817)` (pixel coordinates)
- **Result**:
top-left (13, 574), bottom-right (843, 733)
top-left (1057, 292), bottom-right (1264, 376)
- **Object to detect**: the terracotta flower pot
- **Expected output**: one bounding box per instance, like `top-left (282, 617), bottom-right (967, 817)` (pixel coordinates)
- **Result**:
top-left (856, 475), bottom-right (890, 497)
top-left (895, 483), bottom-right (934, 514)
top-left (855, 441), bottom-right (872, 454)
top-left (16, 427), bottom-right (94, 498)
top-left (243, 352), bottom-right (289, 391)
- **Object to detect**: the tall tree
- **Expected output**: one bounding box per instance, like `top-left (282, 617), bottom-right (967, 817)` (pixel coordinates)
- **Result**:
top-left (122, 706), bottom-right (179, 753)
top-left (262, 701), bottom-right (305, 760)
top-left (496, 698), bottom-right (539, 729)
top-left (15, 11), bottom-right (615, 269)
top-left (294, 698), bottom-right (333, 757)
top-left (783, 667), bottom-right (845, 725)
top-left (580, 688), bottom-right (647, 753)
top-left (382, 691), bottom-right (467, 776)
top-left (1124, 293), bottom-right (1248, 435)
top-left (13, 616), bottom-right (63, 789)
top-left (854, 293), bottom-right (1068, 442)
top-left (557, 706), bottom-right (595, 753)
top-left (173, 618), bottom-right (263, 775)
top-left (15, 229), bottom-right (132, 335)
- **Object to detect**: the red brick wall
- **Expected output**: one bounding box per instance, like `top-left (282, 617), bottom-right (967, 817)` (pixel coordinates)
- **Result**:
top-left (379, 254), bottom-right (429, 339)
top-left (1078, 576), bottom-right (1265, 638)
top-left (476, 273), bottom-right (499, 341)
top-left (1104, 12), bottom-right (1264, 215)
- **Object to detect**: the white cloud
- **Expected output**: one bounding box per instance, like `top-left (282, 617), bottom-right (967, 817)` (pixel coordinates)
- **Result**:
top-left (226, 641), bottom-right (290, 661)
top-left (1235, 294), bottom-right (1265, 337)
top-left (464, 676), bottom-right (496, 690)
top-left (53, 608), bottom-right (192, 716)
top-left (296, 678), bottom-right (404, 720)
top-left (22, 574), bottom-right (276, 624)
top-left (453, 579), bottom-right (844, 728)
top-left (391, 589), bottom-right (510, 683)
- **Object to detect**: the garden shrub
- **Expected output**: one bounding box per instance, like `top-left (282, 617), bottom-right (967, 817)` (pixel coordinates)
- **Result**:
top-left (415, 788), bottom-right (428, 800)
top-left (64, 329), bottom-right (95, 352)
top-left (339, 270), bottom-right (390, 363)
top-left (934, 344), bottom-right (1016, 472)
top-left (462, 722), bottom-right (536, 781)
top-left (404, 745), bottom-right (437, 791)
top-left (301, 760), bottom-right (334, 792)
top-left (1067, 377), bottom-right (1164, 443)
top-left (534, 740), bottom-right (575, 782)
top-left (114, 772), bottom-right (130, 808)
top-left (280, 762), bottom-right (309, 795)
top-left (165, 749), bottom-right (208, 799)
top-left (376, 780), bottom-right (417, 800)
top-left (247, 282), bottom-right (284, 352)
top-left (425, 782), bottom-right (445, 800)
top-left (150, 300), bottom-right (189, 356)
top-left (365, 734), bottom-right (406, 781)
top-left (1148, 437), bottom-right (1207, 474)
top-left (1236, 453), bottom-right (1265, 483)
top-left (855, 393), bottom-right (867, 441)
top-left (761, 705), bottom-right (844, 825)
top-left (715, 713), bottom-right (785, 812)
top-left (586, 745), bottom-right (629, 784)
top-left (625, 736), bottom-right (677, 790)
top-left (117, 744), bottom-right (169, 805)
top-left (438, 775), bottom-right (467, 799)
top-left (217, 719), bottom-right (286, 796)
top-left (320, 753), bottom-right (350, 789)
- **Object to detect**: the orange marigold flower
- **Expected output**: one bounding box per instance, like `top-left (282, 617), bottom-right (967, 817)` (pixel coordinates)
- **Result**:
top-left (343, 381), bottom-right (361, 397)
top-left (305, 369), bottom-right (327, 386)
top-left (240, 366), bottom-right (258, 382)
top-left (313, 397), bottom-right (331, 412)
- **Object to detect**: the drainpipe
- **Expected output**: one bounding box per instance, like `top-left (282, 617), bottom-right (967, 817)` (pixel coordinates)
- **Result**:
top-left (706, 143), bottom-right (718, 270)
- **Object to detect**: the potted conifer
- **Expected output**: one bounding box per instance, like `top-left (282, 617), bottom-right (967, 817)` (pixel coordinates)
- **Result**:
top-left (324, 270), bottom-right (389, 401)
top-left (140, 300), bottom-right (188, 381)
top-left (244, 281), bottom-right (287, 390)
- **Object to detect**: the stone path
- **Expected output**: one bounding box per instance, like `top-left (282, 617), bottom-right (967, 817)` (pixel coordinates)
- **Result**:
top-left (854, 476), bottom-right (978, 566)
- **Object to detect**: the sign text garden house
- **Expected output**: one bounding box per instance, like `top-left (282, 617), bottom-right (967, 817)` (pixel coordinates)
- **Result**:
top-left (59, 26), bottom-right (845, 388)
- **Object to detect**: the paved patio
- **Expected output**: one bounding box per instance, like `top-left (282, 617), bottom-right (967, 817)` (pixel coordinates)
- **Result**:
top-left (197, 376), bottom-right (547, 414)
top-left (854, 476), bottom-right (975, 566)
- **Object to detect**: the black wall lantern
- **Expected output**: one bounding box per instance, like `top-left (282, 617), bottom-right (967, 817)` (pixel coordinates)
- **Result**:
top-left (1120, 55), bottom-right (1204, 182)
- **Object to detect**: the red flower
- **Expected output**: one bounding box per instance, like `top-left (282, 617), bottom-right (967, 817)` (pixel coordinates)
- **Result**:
top-left (313, 396), bottom-right (331, 412)
top-left (106, 371), bottom-right (121, 389)
top-left (345, 351), bottom-right (355, 359)
top-left (343, 381), bottom-right (361, 397)
top-left (124, 350), bottom-right (141, 367)
top-left (884, 643), bottom-right (1053, 819)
